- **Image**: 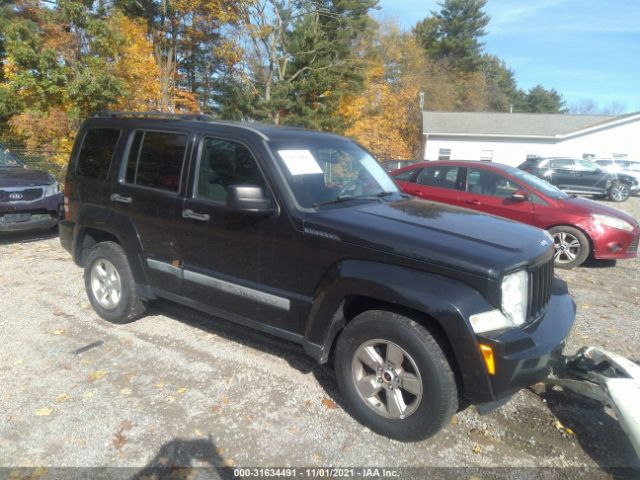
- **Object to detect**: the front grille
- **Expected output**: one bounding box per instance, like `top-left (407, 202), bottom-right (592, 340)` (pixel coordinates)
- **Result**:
top-left (628, 236), bottom-right (639, 254)
top-left (0, 188), bottom-right (44, 202)
top-left (528, 258), bottom-right (554, 320)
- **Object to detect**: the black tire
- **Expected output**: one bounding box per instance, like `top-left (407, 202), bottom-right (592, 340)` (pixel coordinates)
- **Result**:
top-left (84, 241), bottom-right (146, 324)
top-left (608, 181), bottom-right (630, 202)
top-left (548, 226), bottom-right (590, 269)
top-left (334, 310), bottom-right (458, 441)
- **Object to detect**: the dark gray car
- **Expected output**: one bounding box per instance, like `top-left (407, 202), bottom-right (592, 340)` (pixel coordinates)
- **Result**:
top-left (0, 145), bottom-right (63, 232)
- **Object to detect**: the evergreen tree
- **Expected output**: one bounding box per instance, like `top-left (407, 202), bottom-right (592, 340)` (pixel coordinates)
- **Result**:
top-left (414, 0), bottom-right (489, 71)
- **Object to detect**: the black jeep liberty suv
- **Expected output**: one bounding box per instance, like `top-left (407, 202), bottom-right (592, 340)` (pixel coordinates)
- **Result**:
top-left (60, 113), bottom-right (575, 441)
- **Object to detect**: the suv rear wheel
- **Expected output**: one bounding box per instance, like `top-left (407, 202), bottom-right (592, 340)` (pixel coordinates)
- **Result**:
top-left (334, 310), bottom-right (458, 441)
top-left (608, 181), bottom-right (630, 202)
top-left (84, 241), bottom-right (146, 323)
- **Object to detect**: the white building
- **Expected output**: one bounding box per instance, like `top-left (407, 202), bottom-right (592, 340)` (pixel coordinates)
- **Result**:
top-left (423, 111), bottom-right (640, 167)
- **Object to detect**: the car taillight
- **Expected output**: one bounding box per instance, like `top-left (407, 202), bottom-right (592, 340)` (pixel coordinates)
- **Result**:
top-left (63, 182), bottom-right (71, 221)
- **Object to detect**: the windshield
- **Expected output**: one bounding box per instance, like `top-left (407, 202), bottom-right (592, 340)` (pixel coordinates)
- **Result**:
top-left (0, 146), bottom-right (24, 168)
top-left (507, 167), bottom-right (569, 200)
top-left (269, 138), bottom-right (399, 208)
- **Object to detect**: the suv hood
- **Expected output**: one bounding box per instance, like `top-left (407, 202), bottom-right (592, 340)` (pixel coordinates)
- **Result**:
top-left (307, 198), bottom-right (553, 280)
top-left (0, 168), bottom-right (54, 187)
top-left (560, 196), bottom-right (639, 226)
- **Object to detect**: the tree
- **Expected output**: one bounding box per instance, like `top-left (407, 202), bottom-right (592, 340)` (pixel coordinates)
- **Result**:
top-left (569, 99), bottom-right (626, 115)
top-left (217, 0), bottom-right (378, 128)
top-left (114, 0), bottom-right (247, 112)
top-left (414, 0), bottom-right (489, 72)
top-left (519, 85), bottom-right (567, 113)
top-left (480, 54), bottom-right (519, 112)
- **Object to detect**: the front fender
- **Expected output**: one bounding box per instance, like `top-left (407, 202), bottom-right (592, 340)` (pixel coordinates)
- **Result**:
top-left (303, 259), bottom-right (496, 402)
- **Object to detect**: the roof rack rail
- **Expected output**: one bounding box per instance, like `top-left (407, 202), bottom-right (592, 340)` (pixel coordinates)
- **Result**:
top-left (93, 111), bottom-right (214, 122)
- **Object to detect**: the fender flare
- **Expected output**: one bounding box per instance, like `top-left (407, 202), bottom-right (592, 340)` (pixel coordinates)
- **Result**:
top-left (73, 204), bottom-right (153, 297)
top-left (302, 259), bottom-right (495, 401)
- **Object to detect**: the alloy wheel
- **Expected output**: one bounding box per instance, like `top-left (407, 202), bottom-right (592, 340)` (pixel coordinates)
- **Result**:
top-left (552, 231), bottom-right (581, 264)
top-left (90, 258), bottom-right (122, 310)
top-left (351, 339), bottom-right (423, 420)
top-left (611, 184), bottom-right (629, 202)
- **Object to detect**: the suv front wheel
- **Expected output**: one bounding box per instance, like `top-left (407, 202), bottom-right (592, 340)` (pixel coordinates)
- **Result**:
top-left (84, 241), bottom-right (146, 323)
top-left (334, 310), bottom-right (458, 441)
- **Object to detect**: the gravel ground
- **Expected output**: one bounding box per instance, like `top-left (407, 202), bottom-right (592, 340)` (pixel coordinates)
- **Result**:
top-left (1, 197), bottom-right (639, 479)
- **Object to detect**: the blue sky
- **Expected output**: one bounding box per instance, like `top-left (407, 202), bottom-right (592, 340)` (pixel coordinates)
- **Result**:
top-left (376, 0), bottom-right (640, 113)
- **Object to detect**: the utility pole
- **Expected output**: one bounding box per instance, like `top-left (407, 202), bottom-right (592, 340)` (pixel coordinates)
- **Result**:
top-left (419, 92), bottom-right (425, 161)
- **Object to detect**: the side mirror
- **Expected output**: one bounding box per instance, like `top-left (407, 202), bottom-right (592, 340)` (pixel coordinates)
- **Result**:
top-left (512, 190), bottom-right (529, 202)
top-left (226, 184), bottom-right (275, 215)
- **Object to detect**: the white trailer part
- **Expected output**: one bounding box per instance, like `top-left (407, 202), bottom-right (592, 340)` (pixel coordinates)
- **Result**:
top-left (546, 347), bottom-right (640, 458)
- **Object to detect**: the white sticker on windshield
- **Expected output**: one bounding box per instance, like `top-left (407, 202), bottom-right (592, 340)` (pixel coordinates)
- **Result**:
top-left (278, 150), bottom-right (323, 176)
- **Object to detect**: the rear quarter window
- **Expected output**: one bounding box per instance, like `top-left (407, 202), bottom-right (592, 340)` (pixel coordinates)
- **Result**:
top-left (75, 128), bottom-right (122, 179)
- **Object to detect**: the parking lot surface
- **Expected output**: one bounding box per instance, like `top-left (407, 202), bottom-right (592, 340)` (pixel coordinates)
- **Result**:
top-left (1, 198), bottom-right (639, 478)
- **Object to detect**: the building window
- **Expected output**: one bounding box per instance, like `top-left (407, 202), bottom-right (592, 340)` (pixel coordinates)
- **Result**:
top-left (526, 154), bottom-right (540, 160)
top-left (613, 153), bottom-right (628, 159)
top-left (582, 153), bottom-right (595, 159)
top-left (480, 150), bottom-right (493, 162)
top-left (438, 148), bottom-right (451, 160)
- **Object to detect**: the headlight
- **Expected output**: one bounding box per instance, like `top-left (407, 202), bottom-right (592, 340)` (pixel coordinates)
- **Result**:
top-left (43, 182), bottom-right (59, 197)
top-left (592, 214), bottom-right (633, 232)
top-left (469, 270), bottom-right (529, 334)
top-left (501, 270), bottom-right (529, 327)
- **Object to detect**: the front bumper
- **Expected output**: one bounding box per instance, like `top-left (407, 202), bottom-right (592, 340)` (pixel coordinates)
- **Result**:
top-left (475, 278), bottom-right (576, 402)
top-left (0, 192), bottom-right (63, 233)
top-left (591, 226), bottom-right (640, 260)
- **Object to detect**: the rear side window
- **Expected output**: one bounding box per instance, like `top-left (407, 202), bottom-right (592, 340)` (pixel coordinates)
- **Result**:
top-left (416, 166), bottom-right (460, 189)
top-left (76, 128), bottom-right (121, 179)
top-left (125, 131), bottom-right (188, 192)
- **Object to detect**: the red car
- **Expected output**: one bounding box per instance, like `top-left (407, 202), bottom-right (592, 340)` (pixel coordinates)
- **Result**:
top-left (391, 161), bottom-right (640, 269)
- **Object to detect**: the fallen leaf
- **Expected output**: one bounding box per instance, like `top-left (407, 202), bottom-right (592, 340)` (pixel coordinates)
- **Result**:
top-left (194, 429), bottom-right (203, 436)
top-left (35, 407), bottom-right (53, 417)
top-left (53, 309), bottom-right (64, 316)
top-left (321, 398), bottom-right (337, 409)
top-left (222, 458), bottom-right (235, 467)
top-left (120, 420), bottom-right (133, 431)
top-left (450, 415), bottom-right (459, 425)
top-left (120, 388), bottom-right (132, 395)
top-left (177, 387), bottom-right (187, 395)
top-left (89, 370), bottom-right (107, 382)
top-left (83, 391), bottom-right (95, 399)
top-left (222, 397), bottom-right (230, 405)
top-left (154, 381), bottom-right (165, 389)
top-left (215, 447), bottom-right (224, 456)
top-left (303, 400), bottom-right (312, 408)
top-left (553, 420), bottom-right (565, 431)
top-left (14, 359), bottom-right (23, 366)
top-left (166, 396), bottom-right (175, 403)
top-left (565, 428), bottom-right (576, 436)
top-left (113, 431), bottom-right (127, 451)
top-left (51, 329), bottom-right (65, 336)
top-left (210, 405), bottom-right (221, 414)
top-left (56, 393), bottom-right (70, 402)
top-left (472, 445), bottom-right (481, 454)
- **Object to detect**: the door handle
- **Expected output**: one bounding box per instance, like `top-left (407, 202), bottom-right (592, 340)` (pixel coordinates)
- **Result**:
top-left (111, 193), bottom-right (133, 204)
top-left (466, 199), bottom-right (481, 205)
top-left (182, 209), bottom-right (210, 222)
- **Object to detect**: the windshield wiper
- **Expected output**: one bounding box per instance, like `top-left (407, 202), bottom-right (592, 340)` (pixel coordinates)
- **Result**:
top-left (375, 191), bottom-right (409, 199)
top-left (313, 195), bottom-right (383, 208)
